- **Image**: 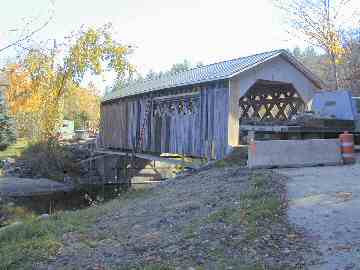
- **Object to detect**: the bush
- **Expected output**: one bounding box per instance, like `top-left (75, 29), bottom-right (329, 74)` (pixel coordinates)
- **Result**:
top-left (19, 139), bottom-right (82, 181)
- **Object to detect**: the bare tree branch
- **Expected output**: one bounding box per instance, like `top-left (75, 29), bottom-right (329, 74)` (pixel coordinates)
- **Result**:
top-left (0, 4), bottom-right (54, 54)
top-left (273, 0), bottom-right (358, 88)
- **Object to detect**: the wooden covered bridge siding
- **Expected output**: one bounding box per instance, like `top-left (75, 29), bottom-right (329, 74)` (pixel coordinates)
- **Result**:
top-left (101, 81), bottom-right (229, 159)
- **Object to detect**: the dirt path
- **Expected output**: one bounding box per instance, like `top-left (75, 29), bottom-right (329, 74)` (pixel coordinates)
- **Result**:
top-left (280, 164), bottom-right (360, 270)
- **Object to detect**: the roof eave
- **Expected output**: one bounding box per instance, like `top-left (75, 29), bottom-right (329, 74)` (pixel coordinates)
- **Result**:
top-left (227, 51), bottom-right (283, 79)
top-left (279, 51), bottom-right (326, 89)
top-left (227, 50), bottom-right (326, 90)
top-left (101, 76), bottom-right (230, 103)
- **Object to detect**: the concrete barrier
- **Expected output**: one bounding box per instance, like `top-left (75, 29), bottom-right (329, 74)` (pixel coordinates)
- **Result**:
top-left (248, 139), bottom-right (342, 169)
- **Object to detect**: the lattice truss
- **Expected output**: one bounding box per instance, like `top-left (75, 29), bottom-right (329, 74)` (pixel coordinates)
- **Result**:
top-left (239, 81), bottom-right (306, 121)
top-left (153, 94), bottom-right (200, 117)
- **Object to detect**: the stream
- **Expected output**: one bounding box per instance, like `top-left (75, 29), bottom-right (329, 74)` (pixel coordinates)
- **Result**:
top-left (0, 183), bottom-right (149, 227)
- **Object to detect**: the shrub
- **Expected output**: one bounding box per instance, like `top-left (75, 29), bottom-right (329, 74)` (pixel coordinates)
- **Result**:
top-left (18, 139), bottom-right (82, 181)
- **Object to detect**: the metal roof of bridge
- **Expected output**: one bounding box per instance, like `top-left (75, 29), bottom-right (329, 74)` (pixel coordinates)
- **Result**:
top-left (104, 49), bottom-right (323, 101)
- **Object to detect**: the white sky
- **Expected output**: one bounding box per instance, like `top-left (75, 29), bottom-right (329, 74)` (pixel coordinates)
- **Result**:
top-left (0, 0), bottom-right (358, 92)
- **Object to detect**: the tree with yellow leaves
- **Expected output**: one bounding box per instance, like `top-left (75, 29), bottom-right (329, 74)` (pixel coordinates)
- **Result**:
top-left (6, 64), bottom-right (40, 138)
top-left (6, 24), bottom-right (133, 141)
top-left (63, 82), bottom-right (101, 131)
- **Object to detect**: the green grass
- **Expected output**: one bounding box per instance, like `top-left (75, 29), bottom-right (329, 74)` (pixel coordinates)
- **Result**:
top-left (240, 173), bottom-right (282, 240)
top-left (0, 189), bottom-right (152, 270)
top-left (214, 157), bottom-right (247, 168)
top-left (0, 209), bottom-right (98, 269)
top-left (183, 218), bottom-right (201, 239)
top-left (204, 173), bottom-right (281, 240)
top-left (214, 159), bottom-right (228, 167)
top-left (128, 264), bottom-right (175, 270)
top-left (0, 139), bottom-right (29, 160)
top-left (206, 207), bottom-right (240, 224)
top-left (180, 171), bottom-right (284, 269)
top-left (0, 205), bottom-right (35, 227)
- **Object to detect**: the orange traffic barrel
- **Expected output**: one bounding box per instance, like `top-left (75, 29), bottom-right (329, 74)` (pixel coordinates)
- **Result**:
top-left (339, 131), bottom-right (355, 164)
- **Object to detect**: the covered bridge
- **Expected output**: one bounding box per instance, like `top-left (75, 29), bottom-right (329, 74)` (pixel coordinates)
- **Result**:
top-left (101, 49), bottom-right (323, 160)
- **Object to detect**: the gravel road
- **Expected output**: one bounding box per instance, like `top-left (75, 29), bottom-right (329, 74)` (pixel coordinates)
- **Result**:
top-left (280, 163), bottom-right (360, 270)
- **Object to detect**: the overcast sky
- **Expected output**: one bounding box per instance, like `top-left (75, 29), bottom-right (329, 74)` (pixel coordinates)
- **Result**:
top-left (1, 0), bottom-right (358, 91)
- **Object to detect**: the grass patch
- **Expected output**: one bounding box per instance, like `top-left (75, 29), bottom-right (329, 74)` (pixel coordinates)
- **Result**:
top-left (214, 159), bottom-right (228, 167)
top-left (0, 139), bottom-right (28, 160)
top-left (205, 173), bottom-right (281, 236)
top-left (183, 218), bottom-right (201, 239)
top-left (214, 158), bottom-right (247, 168)
top-left (131, 264), bottom-right (175, 270)
top-left (206, 207), bottom-right (240, 224)
top-left (236, 265), bottom-right (264, 270)
top-left (240, 172), bottom-right (282, 240)
top-left (0, 209), bottom-right (98, 270)
top-left (214, 159), bottom-right (240, 167)
top-left (0, 204), bottom-right (35, 227)
top-left (0, 188), bottom-right (151, 270)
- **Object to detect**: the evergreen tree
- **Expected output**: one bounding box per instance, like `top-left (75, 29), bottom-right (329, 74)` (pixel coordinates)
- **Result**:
top-left (291, 46), bottom-right (330, 86)
top-left (0, 87), bottom-right (16, 150)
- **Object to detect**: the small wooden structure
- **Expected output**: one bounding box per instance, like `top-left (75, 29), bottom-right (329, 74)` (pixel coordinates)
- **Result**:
top-left (101, 50), bottom-right (323, 160)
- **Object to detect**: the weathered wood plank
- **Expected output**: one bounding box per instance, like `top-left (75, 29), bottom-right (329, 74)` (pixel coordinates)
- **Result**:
top-left (101, 81), bottom-right (230, 159)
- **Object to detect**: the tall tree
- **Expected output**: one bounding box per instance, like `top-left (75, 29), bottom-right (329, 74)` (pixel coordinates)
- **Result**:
top-left (0, 82), bottom-right (16, 150)
top-left (144, 59), bottom-right (192, 79)
top-left (339, 28), bottom-right (360, 94)
top-left (63, 82), bottom-right (101, 130)
top-left (145, 69), bottom-right (158, 80)
top-left (274, 0), bottom-right (357, 89)
top-left (169, 59), bottom-right (191, 74)
top-left (7, 24), bottom-right (133, 141)
top-left (291, 46), bottom-right (330, 82)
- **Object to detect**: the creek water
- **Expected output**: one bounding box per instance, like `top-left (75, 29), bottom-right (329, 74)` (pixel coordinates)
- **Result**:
top-left (0, 183), bottom-right (147, 227)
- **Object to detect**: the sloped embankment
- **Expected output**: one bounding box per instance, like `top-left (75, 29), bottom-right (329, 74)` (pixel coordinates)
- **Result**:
top-left (2, 163), bottom-right (317, 269)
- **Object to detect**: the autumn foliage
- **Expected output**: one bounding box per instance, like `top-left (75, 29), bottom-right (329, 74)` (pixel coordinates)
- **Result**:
top-left (63, 83), bottom-right (101, 131)
top-left (5, 24), bottom-right (132, 141)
